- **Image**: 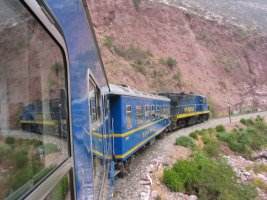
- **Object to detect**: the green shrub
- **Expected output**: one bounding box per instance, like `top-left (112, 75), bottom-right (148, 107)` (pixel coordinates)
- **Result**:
top-left (189, 131), bottom-right (199, 139)
top-left (176, 136), bottom-right (195, 149)
top-left (240, 118), bottom-right (254, 126)
top-left (160, 57), bottom-right (177, 68)
top-left (215, 125), bottom-right (225, 132)
top-left (203, 140), bottom-right (220, 157)
top-left (163, 153), bottom-right (257, 200)
top-left (166, 57), bottom-right (177, 68)
top-left (5, 136), bottom-right (15, 145)
top-left (201, 133), bottom-right (220, 157)
top-left (163, 169), bottom-right (185, 192)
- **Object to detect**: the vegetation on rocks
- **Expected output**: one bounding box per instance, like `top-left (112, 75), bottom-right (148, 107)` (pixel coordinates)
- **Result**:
top-left (217, 117), bottom-right (267, 157)
top-left (164, 117), bottom-right (267, 199)
top-left (159, 57), bottom-right (177, 68)
top-left (163, 153), bottom-right (256, 200)
top-left (175, 136), bottom-right (195, 149)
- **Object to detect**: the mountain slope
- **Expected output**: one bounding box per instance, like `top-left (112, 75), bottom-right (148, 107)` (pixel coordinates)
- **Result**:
top-left (86, 0), bottom-right (267, 116)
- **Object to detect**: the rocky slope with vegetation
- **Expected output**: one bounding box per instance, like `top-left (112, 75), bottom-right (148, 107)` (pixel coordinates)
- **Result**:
top-left (164, 116), bottom-right (267, 200)
top-left (86, 0), bottom-right (267, 116)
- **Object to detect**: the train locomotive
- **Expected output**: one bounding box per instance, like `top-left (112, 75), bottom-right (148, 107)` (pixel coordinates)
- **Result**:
top-left (160, 93), bottom-right (210, 131)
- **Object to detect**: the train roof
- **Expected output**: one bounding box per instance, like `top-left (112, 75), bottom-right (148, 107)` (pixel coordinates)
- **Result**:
top-left (109, 84), bottom-right (170, 102)
top-left (159, 92), bottom-right (207, 98)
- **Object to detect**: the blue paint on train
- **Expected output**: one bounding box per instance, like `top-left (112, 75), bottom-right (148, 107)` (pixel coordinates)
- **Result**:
top-left (44, 0), bottom-right (110, 199)
top-left (108, 87), bottom-right (171, 160)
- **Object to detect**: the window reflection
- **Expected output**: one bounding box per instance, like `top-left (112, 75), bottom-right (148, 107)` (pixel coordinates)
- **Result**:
top-left (0, 1), bottom-right (69, 199)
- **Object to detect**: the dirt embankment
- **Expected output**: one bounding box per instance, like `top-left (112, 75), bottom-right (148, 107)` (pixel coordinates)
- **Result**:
top-left (86, 0), bottom-right (267, 116)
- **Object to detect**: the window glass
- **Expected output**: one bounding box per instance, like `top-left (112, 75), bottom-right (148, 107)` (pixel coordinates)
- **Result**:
top-left (144, 105), bottom-right (149, 121)
top-left (0, 1), bottom-right (69, 199)
top-left (126, 105), bottom-right (132, 129)
top-left (136, 105), bottom-right (143, 126)
top-left (151, 105), bottom-right (156, 120)
top-left (45, 174), bottom-right (71, 200)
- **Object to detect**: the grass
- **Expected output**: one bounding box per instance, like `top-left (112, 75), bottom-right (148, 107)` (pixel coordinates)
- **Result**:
top-left (176, 136), bottom-right (195, 149)
top-left (163, 153), bottom-right (257, 200)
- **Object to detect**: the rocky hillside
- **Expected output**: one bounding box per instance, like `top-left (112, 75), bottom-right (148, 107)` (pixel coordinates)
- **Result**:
top-left (86, 0), bottom-right (267, 116)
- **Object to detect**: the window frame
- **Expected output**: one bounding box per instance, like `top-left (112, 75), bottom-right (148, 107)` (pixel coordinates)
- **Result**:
top-left (18, 1), bottom-right (75, 200)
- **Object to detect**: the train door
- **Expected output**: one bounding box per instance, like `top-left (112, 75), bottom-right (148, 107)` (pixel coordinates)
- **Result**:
top-left (88, 74), bottom-right (106, 199)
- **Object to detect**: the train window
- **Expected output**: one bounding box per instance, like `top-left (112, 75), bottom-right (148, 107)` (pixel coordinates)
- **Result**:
top-left (89, 77), bottom-right (101, 127)
top-left (151, 105), bottom-right (156, 120)
top-left (126, 105), bottom-right (132, 129)
top-left (136, 105), bottom-right (144, 126)
top-left (145, 105), bottom-right (149, 121)
top-left (0, 1), bottom-right (70, 199)
top-left (44, 173), bottom-right (71, 200)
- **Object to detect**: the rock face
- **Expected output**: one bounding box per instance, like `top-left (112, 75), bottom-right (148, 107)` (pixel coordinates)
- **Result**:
top-left (86, 0), bottom-right (267, 116)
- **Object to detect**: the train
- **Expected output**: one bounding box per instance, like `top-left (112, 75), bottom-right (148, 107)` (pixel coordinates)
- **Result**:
top-left (0, 0), bottom-right (209, 200)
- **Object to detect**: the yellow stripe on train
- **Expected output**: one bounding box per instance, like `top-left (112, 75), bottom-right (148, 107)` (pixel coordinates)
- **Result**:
top-left (175, 111), bottom-right (210, 119)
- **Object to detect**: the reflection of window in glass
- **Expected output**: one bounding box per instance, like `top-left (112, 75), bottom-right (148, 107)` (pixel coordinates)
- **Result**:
top-left (0, 1), bottom-right (69, 199)
top-left (89, 78), bottom-right (101, 128)
top-left (126, 105), bottom-right (132, 129)
top-left (45, 174), bottom-right (71, 200)
top-left (136, 105), bottom-right (143, 126)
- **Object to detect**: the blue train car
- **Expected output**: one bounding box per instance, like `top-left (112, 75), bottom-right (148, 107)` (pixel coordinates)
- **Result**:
top-left (159, 93), bottom-right (209, 130)
top-left (0, 0), bottom-right (112, 200)
top-left (108, 85), bottom-right (171, 161)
